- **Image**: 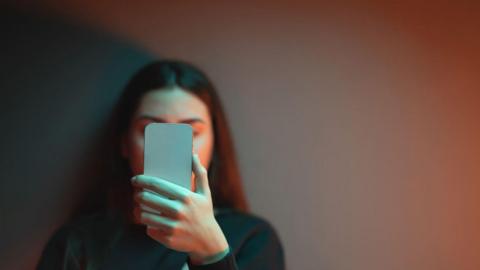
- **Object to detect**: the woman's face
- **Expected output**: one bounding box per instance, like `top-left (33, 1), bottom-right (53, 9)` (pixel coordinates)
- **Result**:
top-left (121, 86), bottom-right (214, 187)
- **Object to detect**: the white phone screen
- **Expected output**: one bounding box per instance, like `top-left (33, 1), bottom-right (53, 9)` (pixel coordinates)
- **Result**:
top-left (143, 122), bottom-right (193, 190)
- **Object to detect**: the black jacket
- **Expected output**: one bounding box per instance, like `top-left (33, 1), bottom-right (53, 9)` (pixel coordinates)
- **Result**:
top-left (36, 208), bottom-right (285, 270)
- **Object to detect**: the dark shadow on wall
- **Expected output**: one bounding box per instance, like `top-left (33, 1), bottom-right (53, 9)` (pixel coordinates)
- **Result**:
top-left (0, 6), bottom-right (153, 269)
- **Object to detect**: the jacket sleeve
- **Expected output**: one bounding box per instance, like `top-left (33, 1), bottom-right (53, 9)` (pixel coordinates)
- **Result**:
top-left (187, 221), bottom-right (285, 270)
top-left (187, 251), bottom-right (238, 270)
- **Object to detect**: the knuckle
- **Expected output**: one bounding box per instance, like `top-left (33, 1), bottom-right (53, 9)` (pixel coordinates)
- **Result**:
top-left (137, 191), bottom-right (148, 201)
top-left (164, 225), bottom-right (175, 235)
top-left (140, 212), bottom-right (148, 223)
top-left (183, 194), bottom-right (194, 205)
top-left (171, 222), bottom-right (181, 234)
top-left (170, 206), bottom-right (181, 218)
top-left (138, 192), bottom-right (152, 204)
top-left (171, 226), bottom-right (180, 235)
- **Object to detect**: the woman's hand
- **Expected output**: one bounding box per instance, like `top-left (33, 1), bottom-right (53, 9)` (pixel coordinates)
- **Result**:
top-left (130, 153), bottom-right (229, 264)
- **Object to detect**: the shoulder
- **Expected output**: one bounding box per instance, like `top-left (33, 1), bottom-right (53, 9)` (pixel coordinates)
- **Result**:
top-left (214, 208), bottom-right (276, 233)
top-left (214, 208), bottom-right (284, 254)
top-left (214, 208), bottom-right (285, 269)
top-left (37, 210), bottom-right (124, 268)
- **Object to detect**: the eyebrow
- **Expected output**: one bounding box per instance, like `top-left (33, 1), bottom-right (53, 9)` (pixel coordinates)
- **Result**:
top-left (137, 115), bottom-right (206, 125)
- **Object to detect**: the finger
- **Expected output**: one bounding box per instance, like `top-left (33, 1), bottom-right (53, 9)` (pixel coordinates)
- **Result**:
top-left (134, 205), bottom-right (161, 223)
top-left (138, 204), bottom-right (162, 215)
top-left (192, 153), bottom-right (210, 195)
top-left (131, 175), bottom-right (191, 201)
top-left (134, 190), bottom-right (183, 219)
top-left (139, 211), bottom-right (177, 234)
top-left (134, 205), bottom-right (169, 224)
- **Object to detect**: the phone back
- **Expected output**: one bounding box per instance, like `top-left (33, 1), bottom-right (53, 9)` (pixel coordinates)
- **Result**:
top-left (144, 123), bottom-right (192, 189)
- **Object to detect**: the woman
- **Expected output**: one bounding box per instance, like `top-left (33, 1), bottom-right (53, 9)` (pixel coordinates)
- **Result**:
top-left (36, 60), bottom-right (285, 270)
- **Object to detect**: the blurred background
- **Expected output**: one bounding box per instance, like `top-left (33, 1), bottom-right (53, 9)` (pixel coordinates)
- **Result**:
top-left (1, 1), bottom-right (479, 269)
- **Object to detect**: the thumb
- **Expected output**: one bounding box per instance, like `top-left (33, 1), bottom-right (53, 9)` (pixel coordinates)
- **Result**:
top-left (192, 153), bottom-right (210, 195)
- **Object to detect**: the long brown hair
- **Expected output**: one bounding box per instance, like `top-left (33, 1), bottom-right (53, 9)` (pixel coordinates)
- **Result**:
top-left (105, 59), bottom-right (249, 223)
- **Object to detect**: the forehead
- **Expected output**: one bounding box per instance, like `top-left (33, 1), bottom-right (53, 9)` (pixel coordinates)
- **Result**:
top-left (135, 86), bottom-right (210, 121)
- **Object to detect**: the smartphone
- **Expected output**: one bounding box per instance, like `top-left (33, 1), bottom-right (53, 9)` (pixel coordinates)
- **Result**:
top-left (143, 123), bottom-right (193, 190)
